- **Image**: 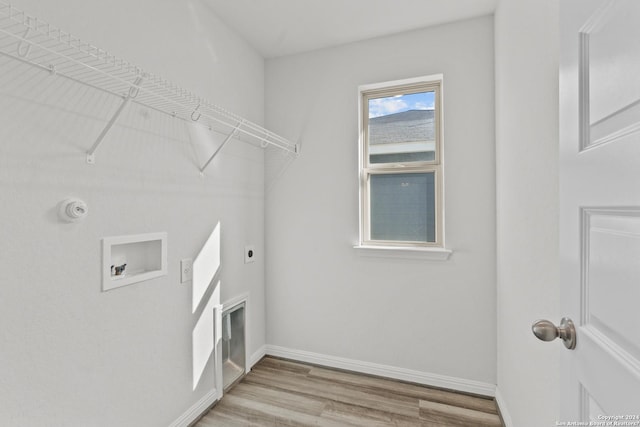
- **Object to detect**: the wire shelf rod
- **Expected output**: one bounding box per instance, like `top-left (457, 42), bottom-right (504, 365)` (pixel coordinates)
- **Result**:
top-left (0, 46), bottom-right (277, 151)
top-left (2, 46), bottom-right (295, 155)
top-left (0, 2), bottom-right (298, 159)
top-left (1, 27), bottom-right (296, 151)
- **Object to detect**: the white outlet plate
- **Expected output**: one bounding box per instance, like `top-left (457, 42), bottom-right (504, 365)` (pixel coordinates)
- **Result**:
top-left (180, 258), bottom-right (193, 283)
top-left (244, 245), bottom-right (256, 264)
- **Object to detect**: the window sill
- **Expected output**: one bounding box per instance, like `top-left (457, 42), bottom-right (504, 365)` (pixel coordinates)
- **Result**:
top-left (353, 245), bottom-right (453, 261)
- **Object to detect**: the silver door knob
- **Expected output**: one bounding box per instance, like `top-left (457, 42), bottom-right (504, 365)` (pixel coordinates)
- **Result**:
top-left (532, 317), bottom-right (576, 350)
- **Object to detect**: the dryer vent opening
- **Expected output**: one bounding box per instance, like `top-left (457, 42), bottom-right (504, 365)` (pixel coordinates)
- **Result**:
top-left (222, 302), bottom-right (246, 390)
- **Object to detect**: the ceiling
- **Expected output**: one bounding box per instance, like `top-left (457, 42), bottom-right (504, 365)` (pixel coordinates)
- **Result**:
top-left (203, 0), bottom-right (499, 58)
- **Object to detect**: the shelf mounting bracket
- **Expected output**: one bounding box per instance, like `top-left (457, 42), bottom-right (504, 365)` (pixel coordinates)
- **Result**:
top-left (86, 75), bottom-right (144, 164)
top-left (199, 122), bottom-right (243, 173)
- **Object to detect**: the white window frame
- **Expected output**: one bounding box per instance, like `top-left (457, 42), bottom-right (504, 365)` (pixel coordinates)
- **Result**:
top-left (357, 74), bottom-right (446, 251)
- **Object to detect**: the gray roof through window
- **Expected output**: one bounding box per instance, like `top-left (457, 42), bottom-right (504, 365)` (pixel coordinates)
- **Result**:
top-left (369, 110), bottom-right (434, 145)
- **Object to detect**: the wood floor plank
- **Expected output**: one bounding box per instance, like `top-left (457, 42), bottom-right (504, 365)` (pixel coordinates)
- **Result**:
top-left (419, 400), bottom-right (502, 427)
top-left (197, 410), bottom-right (263, 427)
top-left (194, 356), bottom-right (503, 427)
top-left (216, 394), bottom-right (347, 427)
top-left (308, 365), bottom-right (498, 415)
top-left (320, 400), bottom-right (429, 427)
top-left (257, 356), bottom-right (314, 375)
top-left (247, 366), bottom-right (419, 416)
top-left (201, 404), bottom-right (283, 427)
top-left (230, 382), bottom-right (325, 416)
top-left (246, 366), bottom-right (420, 418)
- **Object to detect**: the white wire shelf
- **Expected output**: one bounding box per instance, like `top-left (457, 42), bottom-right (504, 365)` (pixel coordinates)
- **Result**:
top-left (0, 2), bottom-right (298, 170)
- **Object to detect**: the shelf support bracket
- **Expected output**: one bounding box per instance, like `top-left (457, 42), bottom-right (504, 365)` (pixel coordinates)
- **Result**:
top-left (199, 122), bottom-right (243, 173)
top-left (86, 75), bottom-right (144, 164)
top-left (17, 26), bottom-right (33, 58)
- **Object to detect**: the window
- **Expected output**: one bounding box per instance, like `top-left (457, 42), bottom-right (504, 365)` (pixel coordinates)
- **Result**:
top-left (359, 75), bottom-right (444, 248)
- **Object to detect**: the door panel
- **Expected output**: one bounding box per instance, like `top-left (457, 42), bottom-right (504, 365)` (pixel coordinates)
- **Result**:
top-left (581, 0), bottom-right (640, 149)
top-left (585, 209), bottom-right (640, 358)
top-left (577, 330), bottom-right (640, 415)
top-left (561, 0), bottom-right (640, 421)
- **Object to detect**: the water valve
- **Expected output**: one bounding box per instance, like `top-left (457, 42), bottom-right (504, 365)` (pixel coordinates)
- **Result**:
top-left (58, 198), bottom-right (88, 222)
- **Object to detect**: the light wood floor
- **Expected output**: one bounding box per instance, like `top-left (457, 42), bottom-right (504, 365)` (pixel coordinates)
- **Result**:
top-left (194, 356), bottom-right (503, 427)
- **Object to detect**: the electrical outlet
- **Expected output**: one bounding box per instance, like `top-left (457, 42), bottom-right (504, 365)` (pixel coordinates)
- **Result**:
top-left (180, 259), bottom-right (193, 283)
top-left (244, 245), bottom-right (256, 264)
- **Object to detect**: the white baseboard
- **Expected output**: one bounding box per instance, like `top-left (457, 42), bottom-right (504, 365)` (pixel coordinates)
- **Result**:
top-left (168, 389), bottom-right (219, 427)
top-left (265, 345), bottom-right (496, 397)
top-left (494, 387), bottom-right (513, 427)
top-left (249, 344), bottom-right (267, 369)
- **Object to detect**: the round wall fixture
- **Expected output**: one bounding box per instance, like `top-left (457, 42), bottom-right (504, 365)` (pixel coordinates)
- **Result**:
top-left (58, 198), bottom-right (88, 222)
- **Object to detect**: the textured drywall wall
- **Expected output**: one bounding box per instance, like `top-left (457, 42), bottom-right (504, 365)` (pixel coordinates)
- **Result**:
top-left (0, 1), bottom-right (266, 425)
top-left (495, 0), bottom-right (561, 425)
top-left (265, 16), bottom-right (497, 386)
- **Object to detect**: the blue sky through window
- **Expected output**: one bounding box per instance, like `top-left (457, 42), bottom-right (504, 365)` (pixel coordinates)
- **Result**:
top-left (369, 91), bottom-right (435, 118)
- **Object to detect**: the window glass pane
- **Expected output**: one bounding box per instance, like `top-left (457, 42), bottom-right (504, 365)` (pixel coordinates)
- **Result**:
top-left (368, 91), bottom-right (435, 164)
top-left (370, 172), bottom-right (436, 242)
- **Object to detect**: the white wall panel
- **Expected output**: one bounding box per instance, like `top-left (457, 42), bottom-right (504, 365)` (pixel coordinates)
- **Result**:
top-left (265, 16), bottom-right (497, 386)
top-left (0, 1), bottom-right (266, 425)
top-left (495, 0), bottom-right (560, 425)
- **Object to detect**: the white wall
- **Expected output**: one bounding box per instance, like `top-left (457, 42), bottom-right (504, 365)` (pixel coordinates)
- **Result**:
top-left (265, 16), bottom-right (497, 388)
top-left (0, 1), bottom-right (266, 425)
top-left (494, 0), bottom-right (560, 425)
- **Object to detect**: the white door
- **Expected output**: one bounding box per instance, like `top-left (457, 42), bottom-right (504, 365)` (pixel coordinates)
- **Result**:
top-left (558, 0), bottom-right (640, 421)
